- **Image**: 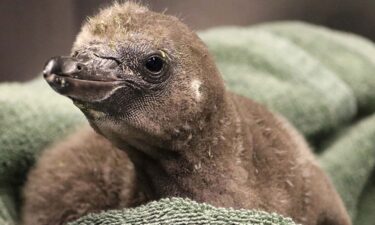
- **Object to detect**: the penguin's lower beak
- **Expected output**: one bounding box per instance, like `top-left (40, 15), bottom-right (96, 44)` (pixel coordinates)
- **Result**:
top-left (43, 56), bottom-right (124, 103)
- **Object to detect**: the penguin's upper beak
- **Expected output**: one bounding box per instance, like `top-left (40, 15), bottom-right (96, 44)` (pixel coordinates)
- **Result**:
top-left (43, 56), bottom-right (125, 103)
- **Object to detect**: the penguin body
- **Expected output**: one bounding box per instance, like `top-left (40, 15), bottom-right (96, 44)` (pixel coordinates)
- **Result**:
top-left (22, 2), bottom-right (351, 225)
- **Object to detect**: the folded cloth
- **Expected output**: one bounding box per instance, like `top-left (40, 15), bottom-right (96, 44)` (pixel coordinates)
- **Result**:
top-left (200, 23), bottom-right (357, 137)
top-left (0, 80), bottom-right (85, 186)
top-left (1, 21), bottom-right (375, 225)
top-left (319, 114), bottom-right (375, 218)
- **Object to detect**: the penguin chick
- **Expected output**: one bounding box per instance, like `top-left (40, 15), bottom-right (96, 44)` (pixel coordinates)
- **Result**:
top-left (35, 2), bottom-right (350, 225)
top-left (21, 125), bottom-right (143, 225)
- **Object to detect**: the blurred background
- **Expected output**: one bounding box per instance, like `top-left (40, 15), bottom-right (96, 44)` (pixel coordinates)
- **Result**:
top-left (1, 0), bottom-right (375, 82)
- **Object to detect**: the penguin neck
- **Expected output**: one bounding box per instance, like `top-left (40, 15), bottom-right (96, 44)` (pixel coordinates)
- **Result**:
top-left (123, 94), bottom-right (246, 203)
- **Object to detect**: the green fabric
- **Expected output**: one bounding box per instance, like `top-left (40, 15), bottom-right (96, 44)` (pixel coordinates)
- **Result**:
top-left (0, 81), bottom-right (86, 225)
top-left (319, 114), bottom-right (375, 218)
top-left (0, 186), bottom-right (18, 225)
top-left (0, 80), bottom-right (85, 186)
top-left (1, 21), bottom-right (375, 225)
top-left (201, 25), bottom-right (357, 137)
top-left (69, 198), bottom-right (297, 225)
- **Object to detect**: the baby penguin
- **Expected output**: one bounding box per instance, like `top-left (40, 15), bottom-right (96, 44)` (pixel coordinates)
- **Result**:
top-left (22, 2), bottom-right (351, 225)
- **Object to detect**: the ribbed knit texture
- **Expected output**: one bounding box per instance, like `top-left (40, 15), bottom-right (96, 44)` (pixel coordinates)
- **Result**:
top-left (1, 22), bottom-right (375, 225)
top-left (69, 198), bottom-right (297, 225)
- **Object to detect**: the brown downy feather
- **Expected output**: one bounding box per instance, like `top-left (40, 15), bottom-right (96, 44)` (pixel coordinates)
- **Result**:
top-left (21, 126), bottom-right (144, 225)
top-left (22, 2), bottom-right (351, 225)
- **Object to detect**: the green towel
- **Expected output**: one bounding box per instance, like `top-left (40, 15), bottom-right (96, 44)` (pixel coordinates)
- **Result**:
top-left (1, 21), bottom-right (375, 225)
top-left (319, 114), bottom-right (375, 219)
top-left (200, 25), bottom-right (357, 137)
top-left (69, 198), bottom-right (297, 225)
top-left (0, 80), bottom-right (85, 186)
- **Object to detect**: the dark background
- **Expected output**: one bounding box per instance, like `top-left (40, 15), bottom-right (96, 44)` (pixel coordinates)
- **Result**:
top-left (1, 0), bottom-right (375, 82)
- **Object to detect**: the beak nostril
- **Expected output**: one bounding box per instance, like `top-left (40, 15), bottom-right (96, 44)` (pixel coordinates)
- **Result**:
top-left (44, 56), bottom-right (84, 81)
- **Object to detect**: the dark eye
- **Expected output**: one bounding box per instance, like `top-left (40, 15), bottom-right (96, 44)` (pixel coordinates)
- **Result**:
top-left (144, 55), bottom-right (164, 74)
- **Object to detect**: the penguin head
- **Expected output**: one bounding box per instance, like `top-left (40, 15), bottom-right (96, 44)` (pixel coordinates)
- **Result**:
top-left (44, 2), bottom-right (225, 150)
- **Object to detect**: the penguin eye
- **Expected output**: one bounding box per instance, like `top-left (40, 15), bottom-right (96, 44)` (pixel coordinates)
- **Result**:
top-left (141, 52), bottom-right (169, 84)
top-left (144, 55), bottom-right (165, 74)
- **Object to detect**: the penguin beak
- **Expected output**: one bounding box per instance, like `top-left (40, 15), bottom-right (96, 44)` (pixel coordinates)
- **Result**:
top-left (43, 56), bottom-right (125, 103)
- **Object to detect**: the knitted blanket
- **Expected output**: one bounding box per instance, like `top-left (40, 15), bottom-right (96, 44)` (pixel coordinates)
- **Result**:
top-left (0, 22), bottom-right (374, 225)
